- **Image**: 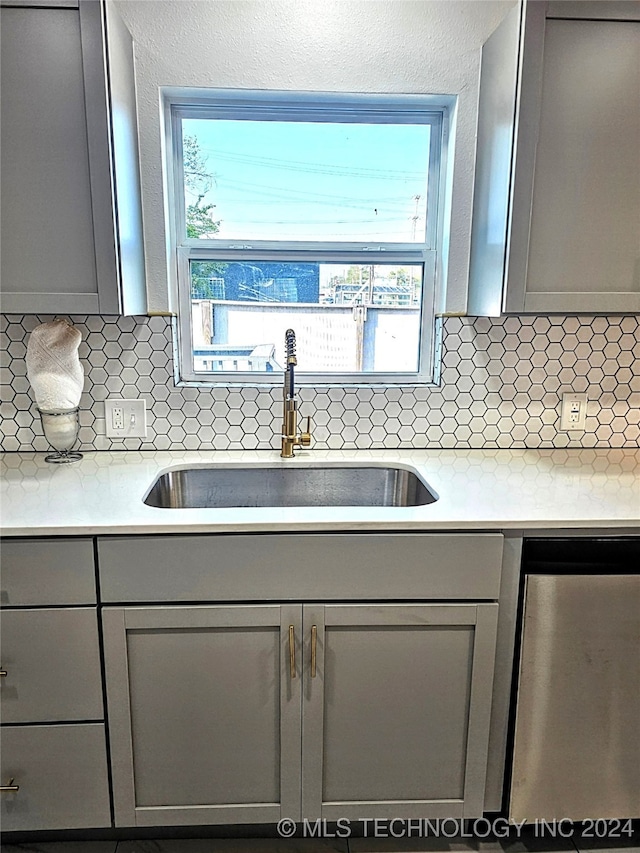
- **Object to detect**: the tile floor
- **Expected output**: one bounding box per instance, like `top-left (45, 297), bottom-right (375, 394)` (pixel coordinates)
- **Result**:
top-left (1, 829), bottom-right (639, 853)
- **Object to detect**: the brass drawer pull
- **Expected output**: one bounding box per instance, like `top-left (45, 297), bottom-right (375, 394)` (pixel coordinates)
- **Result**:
top-left (311, 625), bottom-right (317, 678)
top-left (0, 669), bottom-right (7, 677)
top-left (1, 778), bottom-right (19, 793)
top-left (288, 625), bottom-right (296, 679)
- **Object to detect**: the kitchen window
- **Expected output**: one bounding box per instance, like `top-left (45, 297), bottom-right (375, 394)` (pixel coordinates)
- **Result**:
top-left (167, 90), bottom-right (451, 385)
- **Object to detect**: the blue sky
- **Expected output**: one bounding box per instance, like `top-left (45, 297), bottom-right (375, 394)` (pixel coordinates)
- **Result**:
top-left (183, 118), bottom-right (431, 243)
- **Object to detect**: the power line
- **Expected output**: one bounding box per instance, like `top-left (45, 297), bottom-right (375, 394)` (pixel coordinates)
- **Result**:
top-left (217, 217), bottom-right (417, 225)
top-left (208, 179), bottom-right (428, 212)
top-left (206, 230), bottom-right (422, 239)
top-left (214, 178), bottom-right (423, 203)
top-left (194, 145), bottom-right (427, 180)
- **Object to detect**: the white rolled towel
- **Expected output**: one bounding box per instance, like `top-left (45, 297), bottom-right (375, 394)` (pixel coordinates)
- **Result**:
top-left (26, 319), bottom-right (84, 410)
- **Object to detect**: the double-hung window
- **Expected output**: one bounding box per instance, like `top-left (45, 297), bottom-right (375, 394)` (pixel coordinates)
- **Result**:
top-left (168, 90), bottom-right (449, 385)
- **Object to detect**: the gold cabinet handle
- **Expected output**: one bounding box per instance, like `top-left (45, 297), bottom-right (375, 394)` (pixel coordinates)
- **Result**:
top-left (311, 625), bottom-right (317, 678)
top-left (0, 669), bottom-right (7, 677)
top-left (288, 625), bottom-right (296, 679)
top-left (1, 778), bottom-right (19, 793)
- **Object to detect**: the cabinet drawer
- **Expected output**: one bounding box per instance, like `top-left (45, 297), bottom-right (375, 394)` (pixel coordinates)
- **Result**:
top-left (0, 538), bottom-right (96, 606)
top-left (0, 723), bottom-right (111, 831)
top-left (98, 533), bottom-right (503, 602)
top-left (1, 608), bottom-right (104, 723)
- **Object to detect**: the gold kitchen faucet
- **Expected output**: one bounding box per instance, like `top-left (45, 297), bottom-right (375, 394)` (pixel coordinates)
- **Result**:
top-left (281, 329), bottom-right (312, 458)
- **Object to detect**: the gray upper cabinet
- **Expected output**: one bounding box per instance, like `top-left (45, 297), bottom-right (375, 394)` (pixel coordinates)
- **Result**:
top-left (0, 0), bottom-right (146, 315)
top-left (469, 0), bottom-right (640, 315)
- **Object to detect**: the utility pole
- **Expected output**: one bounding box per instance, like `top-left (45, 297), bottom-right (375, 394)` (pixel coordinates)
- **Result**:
top-left (353, 299), bottom-right (367, 371)
top-left (410, 194), bottom-right (421, 241)
top-left (409, 195), bottom-right (421, 305)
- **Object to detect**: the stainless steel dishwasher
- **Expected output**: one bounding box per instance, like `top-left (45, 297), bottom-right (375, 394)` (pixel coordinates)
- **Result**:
top-left (509, 538), bottom-right (640, 822)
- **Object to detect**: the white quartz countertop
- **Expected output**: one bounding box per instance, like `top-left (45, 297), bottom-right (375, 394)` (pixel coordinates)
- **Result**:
top-left (1, 448), bottom-right (639, 536)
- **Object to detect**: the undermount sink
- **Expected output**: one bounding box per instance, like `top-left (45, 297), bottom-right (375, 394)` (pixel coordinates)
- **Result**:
top-left (144, 464), bottom-right (438, 509)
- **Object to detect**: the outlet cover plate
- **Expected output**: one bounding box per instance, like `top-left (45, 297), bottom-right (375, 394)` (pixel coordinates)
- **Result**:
top-left (105, 399), bottom-right (147, 438)
top-left (560, 392), bottom-right (587, 431)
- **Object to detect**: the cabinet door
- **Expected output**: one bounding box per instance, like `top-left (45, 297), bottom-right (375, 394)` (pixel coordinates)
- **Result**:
top-left (302, 603), bottom-right (499, 820)
top-left (103, 605), bottom-right (302, 826)
top-left (0, 1), bottom-right (146, 315)
top-left (523, 17), bottom-right (640, 313)
top-left (0, 5), bottom-right (100, 313)
top-left (1, 608), bottom-right (103, 723)
top-left (0, 538), bottom-right (96, 606)
top-left (0, 723), bottom-right (111, 831)
top-left (470, 2), bottom-right (640, 315)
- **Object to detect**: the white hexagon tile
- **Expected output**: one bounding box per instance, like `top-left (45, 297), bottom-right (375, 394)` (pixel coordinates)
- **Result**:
top-left (1, 313), bottom-right (639, 452)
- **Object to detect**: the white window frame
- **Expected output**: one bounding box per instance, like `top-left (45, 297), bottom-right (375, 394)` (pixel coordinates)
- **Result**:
top-left (164, 89), bottom-right (453, 386)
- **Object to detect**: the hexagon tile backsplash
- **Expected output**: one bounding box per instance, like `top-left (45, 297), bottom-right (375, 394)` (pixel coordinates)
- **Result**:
top-left (1, 313), bottom-right (639, 452)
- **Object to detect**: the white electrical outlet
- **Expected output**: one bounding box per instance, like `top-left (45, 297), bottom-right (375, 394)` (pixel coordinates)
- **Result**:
top-left (105, 399), bottom-right (147, 438)
top-left (112, 406), bottom-right (124, 431)
top-left (560, 392), bottom-right (587, 431)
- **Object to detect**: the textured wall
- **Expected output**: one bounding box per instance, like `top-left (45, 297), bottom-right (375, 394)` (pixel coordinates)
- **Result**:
top-left (2, 314), bottom-right (638, 452)
top-left (114, 0), bottom-right (515, 314)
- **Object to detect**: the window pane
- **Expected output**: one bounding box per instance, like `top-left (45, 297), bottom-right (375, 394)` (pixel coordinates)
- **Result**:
top-left (190, 261), bottom-right (423, 373)
top-left (182, 119), bottom-right (430, 243)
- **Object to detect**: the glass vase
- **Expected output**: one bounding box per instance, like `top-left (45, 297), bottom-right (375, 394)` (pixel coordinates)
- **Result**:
top-left (38, 407), bottom-right (83, 463)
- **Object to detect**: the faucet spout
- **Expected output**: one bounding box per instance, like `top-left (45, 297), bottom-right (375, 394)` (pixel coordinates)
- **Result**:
top-left (285, 328), bottom-right (297, 400)
top-left (281, 329), bottom-right (312, 458)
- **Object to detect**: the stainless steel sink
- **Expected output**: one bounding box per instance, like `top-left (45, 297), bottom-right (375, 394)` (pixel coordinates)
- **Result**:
top-left (144, 465), bottom-right (438, 509)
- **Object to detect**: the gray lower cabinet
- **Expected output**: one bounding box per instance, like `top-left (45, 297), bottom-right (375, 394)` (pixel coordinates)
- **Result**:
top-left (302, 603), bottom-right (499, 820)
top-left (0, 0), bottom-right (146, 314)
top-left (97, 533), bottom-right (504, 603)
top-left (0, 537), bottom-right (111, 832)
top-left (0, 723), bottom-right (111, 831)
top-left (103, 601), bottom-right (499, 827)
top-left (0, 608), bottom-right (104, 723)
top-left (103, 605), bottom-right (303, 826)
top-left (0, 537), bottom-right (97, 606)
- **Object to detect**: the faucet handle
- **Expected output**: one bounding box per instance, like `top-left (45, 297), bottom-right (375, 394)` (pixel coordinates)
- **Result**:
top-left (300, 415), bottom-right (312, 447)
